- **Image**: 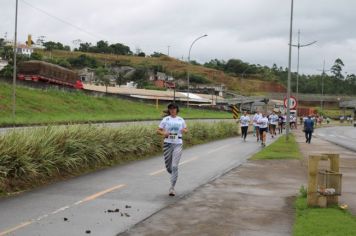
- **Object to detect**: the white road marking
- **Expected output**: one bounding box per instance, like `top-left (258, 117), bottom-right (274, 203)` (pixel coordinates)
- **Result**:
top-left (51, 206), bottom-right (70, 215)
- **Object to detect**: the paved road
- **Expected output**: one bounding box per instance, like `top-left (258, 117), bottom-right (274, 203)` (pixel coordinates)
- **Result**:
top-left (0, 134), bottom-right (273, 236)
top-left (315, 126), bottom-right (356, 152)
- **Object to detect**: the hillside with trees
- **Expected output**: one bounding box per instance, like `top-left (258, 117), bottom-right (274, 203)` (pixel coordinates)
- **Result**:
top-left (1, 38), bottom-right (355, 95)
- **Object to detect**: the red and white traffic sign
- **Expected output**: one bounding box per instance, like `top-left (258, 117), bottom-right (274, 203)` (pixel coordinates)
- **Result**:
top-left (284, 96), bottom-right (298, 109)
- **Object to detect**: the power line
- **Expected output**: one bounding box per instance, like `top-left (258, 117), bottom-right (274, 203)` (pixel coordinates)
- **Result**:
top-left (20, 0), bottom-right (104, 40)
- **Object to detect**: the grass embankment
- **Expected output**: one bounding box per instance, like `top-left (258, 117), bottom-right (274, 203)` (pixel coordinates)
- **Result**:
top-left (293, 195), bottom-right (356, 236)
top-left (250, 134), bottom-right (302, 160)
top-left (0, 82), bottom-right (231, 126)
top-left (0, 121), bottom-right (238, 196)
top-left (37, 49), bottom-right (286, 94)
top-left (315, 107), bottom-right (353, 119)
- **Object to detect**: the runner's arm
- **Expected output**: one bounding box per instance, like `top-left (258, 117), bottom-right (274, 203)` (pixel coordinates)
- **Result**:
top-left (157, 128), bottom-right (169, 137)
top-left (182, 120), bottom-right (188, 133)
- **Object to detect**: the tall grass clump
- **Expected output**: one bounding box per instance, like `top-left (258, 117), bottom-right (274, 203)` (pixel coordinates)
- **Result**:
top-left (0, 121), bottom-right (237, 194)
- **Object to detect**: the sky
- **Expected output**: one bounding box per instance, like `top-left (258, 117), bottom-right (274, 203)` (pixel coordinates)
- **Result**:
top-left (1, 0), bottom-right (356, 75)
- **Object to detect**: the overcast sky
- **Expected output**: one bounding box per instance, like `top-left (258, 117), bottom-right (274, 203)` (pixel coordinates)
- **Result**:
top-left (1, 0), bottom-right (356, 75)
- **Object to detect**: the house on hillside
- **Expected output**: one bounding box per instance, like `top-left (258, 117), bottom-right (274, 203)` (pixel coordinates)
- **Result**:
top-left (149, 71), bottom-right (176, 89)
top-left (78, 67), bottom-right (95, 83)
top-left (16, 44), bottom-right (33, 56)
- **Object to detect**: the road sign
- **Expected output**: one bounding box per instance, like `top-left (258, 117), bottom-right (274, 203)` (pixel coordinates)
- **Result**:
top-left (231, 105), bottom-right (239, 119)
top-left (284, 96), bottom-right (298, 110)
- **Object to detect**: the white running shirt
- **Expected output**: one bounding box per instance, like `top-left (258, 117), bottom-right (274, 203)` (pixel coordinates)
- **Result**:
top-left (240, 115), bottom-right (251, 127)
top-left (269, 114), bottom-right (279, 125)
top-left (253, 113), bottom-right (262, 127)
top-left (159, 116), bottom-right (187, 144)
top-left (258, 117), bottom-right (269, 129)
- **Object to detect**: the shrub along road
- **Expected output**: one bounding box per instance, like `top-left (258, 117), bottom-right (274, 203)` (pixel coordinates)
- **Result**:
top-left (0, 134), bottom-right (273, 236)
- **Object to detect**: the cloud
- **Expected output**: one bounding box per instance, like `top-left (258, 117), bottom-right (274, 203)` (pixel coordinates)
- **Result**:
top-left (1, 0), bottom-right (355, 74)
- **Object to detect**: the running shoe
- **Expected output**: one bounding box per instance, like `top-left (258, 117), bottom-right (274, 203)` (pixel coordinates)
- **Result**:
top-left (169, 187), bottom-right (176, 196)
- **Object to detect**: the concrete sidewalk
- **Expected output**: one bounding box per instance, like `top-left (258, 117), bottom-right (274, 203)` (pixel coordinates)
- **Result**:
top-left (120, 157), bottom-right (306, 236)
top-left (295, 129), bottom-right (356, 214)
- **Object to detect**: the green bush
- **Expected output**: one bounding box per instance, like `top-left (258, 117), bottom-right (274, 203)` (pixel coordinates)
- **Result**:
top-left (0, 121), bottom-right (237, 194)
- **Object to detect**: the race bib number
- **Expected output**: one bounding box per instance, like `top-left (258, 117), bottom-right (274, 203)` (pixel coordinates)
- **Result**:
top-left (168, 133), bottom-right (179, 141)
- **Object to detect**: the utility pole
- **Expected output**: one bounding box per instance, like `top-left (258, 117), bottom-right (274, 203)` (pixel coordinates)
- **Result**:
top-left (167, 45), bottom-right (170, 57)
top-left (291, 30), bottom-right (317, 117)
top-left (12, 0), bottom-right (19, 125)
top-left (317, 60), bottom-right (330, 113)
top-left (286, 0), bottom-right (294, 141)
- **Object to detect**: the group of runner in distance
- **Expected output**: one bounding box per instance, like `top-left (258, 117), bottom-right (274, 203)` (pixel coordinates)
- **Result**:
top-left (239, 110), bottom-right (296, 147)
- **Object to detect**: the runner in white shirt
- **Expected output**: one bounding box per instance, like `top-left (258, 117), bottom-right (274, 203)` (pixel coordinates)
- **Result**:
top-left (239, 111), bottom-right (251, 142)
top-left (258, 112), bottom-right (269, 147)
top-left (269, 111), bottom-right (279, 138)
top-left (253, 111), bottom-right (262, 142)
top-left (157, 103), bottom-right (188, 197)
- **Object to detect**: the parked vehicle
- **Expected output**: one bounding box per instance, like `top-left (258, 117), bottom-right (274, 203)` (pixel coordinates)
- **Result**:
top-left (18, 60), bottom-right (83, 89)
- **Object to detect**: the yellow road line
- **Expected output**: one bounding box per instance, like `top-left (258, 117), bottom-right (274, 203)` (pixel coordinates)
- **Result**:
top-left (149, 156), bottom-right (199, 176)
top-left (0, 221), bottom-right (33, 236)
top-left (0, 184), bottom-right (126, 236)
top-left (81, 184), bottom-right (126, 203)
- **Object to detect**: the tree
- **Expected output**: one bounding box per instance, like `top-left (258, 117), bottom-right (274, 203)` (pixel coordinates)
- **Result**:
top-left (189, 60), bottom-right (201, 66)
top-left (110, 43), bottom-right (132, 55)
top-left (224, 59), bottom-right (249, 75)
top-left (0, 46), bottom-right (13, 60)
top-left (151, 52), bottom-right (164, 58)
top-left (30, 52), bottom-right (43, 60)
top-left (63, 45), bottom-right (71, 51)
top-left (96, 40), bottom-right (110, 53)
top-left (78, 42), bottom-right (92, 52)
top-left (67, 54), bottom-right (98, 68)
top-left (137, 52), bottom-right (146, 57)
top-left (130, 67), bottom-right (148, 88)
top-left (95, 67), bottom-right (110, 92)
top-left (115, 71), bottom-right (126, 86)
top-left (43, 41), bottom-right (70, 51)
top-left (204, 59), bottom-right (226, 71)
top-left (331, 58), bottom-right (344, 80)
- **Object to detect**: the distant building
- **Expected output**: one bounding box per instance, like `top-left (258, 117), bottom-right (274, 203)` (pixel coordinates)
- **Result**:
top-left (122, 81), bottom-right (137, 88)
top-left (149, 71), bottom-right (176, 89)
top-left (16, 44), bottom-right (34, 56)
top-left (78, 67), bottom-right (95, 83)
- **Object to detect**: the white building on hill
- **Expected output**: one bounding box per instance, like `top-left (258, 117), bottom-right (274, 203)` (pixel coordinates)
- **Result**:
top-left (16, 44), bottom-right (34, 56)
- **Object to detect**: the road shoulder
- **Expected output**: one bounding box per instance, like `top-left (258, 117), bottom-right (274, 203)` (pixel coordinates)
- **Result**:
top-left (120, 155), bottom-right (306, 235)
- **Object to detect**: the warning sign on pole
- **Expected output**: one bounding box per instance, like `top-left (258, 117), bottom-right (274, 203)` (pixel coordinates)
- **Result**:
top-left (231, 105), bottom-right (239, 119)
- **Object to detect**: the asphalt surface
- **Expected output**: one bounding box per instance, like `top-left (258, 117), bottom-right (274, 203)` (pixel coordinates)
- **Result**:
top-left (0, 134), bottom-right (271, 236)
top-left (315, 126), bottom-right (356, 152)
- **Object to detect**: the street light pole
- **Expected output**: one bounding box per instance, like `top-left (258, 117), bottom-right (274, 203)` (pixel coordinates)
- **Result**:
top-left (187, 34), bottom-right (208, 107)
top-left (291, 30), bottom-right (317, 117)
top-left (12, 0), bottom-right (19, 125)
top-left (286, 0), bottom-right (294, 141)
